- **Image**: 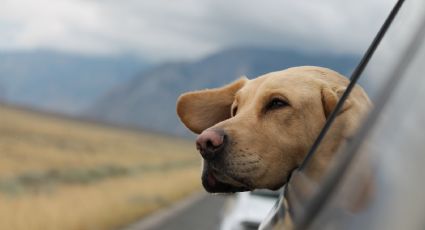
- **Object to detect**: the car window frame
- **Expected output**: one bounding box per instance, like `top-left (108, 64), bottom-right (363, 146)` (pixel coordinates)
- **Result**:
top-left (259, 0), bottom-right (424, 229)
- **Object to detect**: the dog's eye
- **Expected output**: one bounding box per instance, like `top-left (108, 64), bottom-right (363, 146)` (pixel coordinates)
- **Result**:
top-left (232, 106), bottom-right (238, 116)
top-left (266, 98), bottom-right (289, 111)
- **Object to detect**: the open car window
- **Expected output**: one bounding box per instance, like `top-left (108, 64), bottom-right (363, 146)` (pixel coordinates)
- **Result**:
top-left (307, 5), bottom-right (425, 229)
top-left (261, 0), bottom-right (425, 229)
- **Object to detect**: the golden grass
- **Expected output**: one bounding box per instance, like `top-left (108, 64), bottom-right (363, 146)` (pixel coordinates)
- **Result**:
top-left (0, 105), bottom-right (202, 230)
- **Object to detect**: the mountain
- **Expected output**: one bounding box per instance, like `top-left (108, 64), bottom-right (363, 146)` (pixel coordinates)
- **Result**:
top-left (0, 50), bottom-right (147, 114)
top-left (86, 47), bottom-right (360, 136)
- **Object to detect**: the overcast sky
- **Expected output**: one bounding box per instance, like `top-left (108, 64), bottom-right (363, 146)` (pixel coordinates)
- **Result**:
top-left (0, 0), bottom-right (396, 62)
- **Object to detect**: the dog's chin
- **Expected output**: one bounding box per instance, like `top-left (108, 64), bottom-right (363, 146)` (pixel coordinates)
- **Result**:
top-left (202, 171), bottom-right (250, 193)
top-left (201, 167), bottom-right (250, 193)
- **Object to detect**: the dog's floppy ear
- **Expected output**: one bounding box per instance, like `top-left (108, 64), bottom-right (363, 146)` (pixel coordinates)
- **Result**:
top-left (321, 86), bottom-right (352, 118)
top-left (177, 77), bottom-right (247, 134)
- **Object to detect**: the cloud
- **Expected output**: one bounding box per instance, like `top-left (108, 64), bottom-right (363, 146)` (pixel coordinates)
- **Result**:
top-left (0, 0), bottom-right (396, 62)
top-left (0, 0), bottom-right (103, 51)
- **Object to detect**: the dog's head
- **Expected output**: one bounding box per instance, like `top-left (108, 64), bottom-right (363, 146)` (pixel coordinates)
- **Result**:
top-left (177, 66), bottom-right (371, 193)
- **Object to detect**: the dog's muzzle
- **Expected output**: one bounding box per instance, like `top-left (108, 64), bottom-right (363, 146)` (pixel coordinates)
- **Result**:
top-left (196, 129), bottom-right (251, 193)
top-left (201, 161), bottom-right (250, 193)
top-left (196, 129), bottom-right (227, 160)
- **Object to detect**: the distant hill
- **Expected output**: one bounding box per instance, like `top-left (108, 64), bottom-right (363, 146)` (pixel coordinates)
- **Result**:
top-left (86, 47), bottom-right (360, 136)
top-left (0, 50), bottom-right (146, 114)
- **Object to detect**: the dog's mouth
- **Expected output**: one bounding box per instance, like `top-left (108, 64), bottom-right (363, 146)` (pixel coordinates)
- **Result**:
top-left (202, 162), bottom-right (251, 193)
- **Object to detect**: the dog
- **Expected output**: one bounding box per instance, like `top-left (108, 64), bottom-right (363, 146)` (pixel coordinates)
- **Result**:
top-left (176, 66), bottom-right (372, 193)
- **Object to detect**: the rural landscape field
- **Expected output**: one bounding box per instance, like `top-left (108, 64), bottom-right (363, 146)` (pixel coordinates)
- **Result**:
top-left (0, 104), bottom-right (201, 230)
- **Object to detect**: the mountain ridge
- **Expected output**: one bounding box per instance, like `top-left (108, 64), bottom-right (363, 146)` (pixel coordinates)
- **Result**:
top-left (86, 47), bottom-right (360, 136)
top-left (0, 50), bottom-right (147, 114)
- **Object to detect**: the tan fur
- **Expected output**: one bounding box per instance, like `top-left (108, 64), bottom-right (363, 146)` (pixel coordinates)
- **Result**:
top-left (177, 77), bottom-right (248, 134)
top-left (176, 66), bottom-right (371, 190)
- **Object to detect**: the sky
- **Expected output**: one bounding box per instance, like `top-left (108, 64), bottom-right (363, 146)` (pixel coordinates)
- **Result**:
top-left (0, 0), bottom-right (396, 62)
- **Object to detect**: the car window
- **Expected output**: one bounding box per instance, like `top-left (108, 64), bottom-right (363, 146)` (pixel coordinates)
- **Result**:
top-left (263, 0), bottom-right (425, 229)
top-left (308, 2), bottom-right (425, 228)
top-left (304, 0), bottom-right (415, 174)
top-left (294, 1), bottom-right (425, 229)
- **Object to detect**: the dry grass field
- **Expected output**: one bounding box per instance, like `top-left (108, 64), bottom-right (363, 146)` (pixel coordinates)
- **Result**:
top-left (0, 105), bottom-right (202, 230)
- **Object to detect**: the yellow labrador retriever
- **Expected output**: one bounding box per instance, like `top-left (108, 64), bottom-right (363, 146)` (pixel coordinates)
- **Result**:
top-left (176, 66), bottom-right (371, 193)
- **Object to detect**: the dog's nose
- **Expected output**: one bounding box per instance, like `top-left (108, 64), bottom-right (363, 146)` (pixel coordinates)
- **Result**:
top-left (196, 129), bottom-right (226, 160)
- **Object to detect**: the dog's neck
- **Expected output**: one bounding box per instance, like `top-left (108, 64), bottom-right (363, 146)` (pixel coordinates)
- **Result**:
top-left (303, 118), bottom-right (352, 181)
